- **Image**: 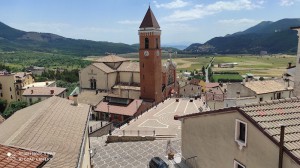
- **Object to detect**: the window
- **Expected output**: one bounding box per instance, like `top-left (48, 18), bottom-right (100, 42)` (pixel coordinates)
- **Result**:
top-left (234, 160), bottom-right (245, 168)
top-left (0, 93), bottom-right (2, 97)
top-left (235, 119), bottom-right (247, 149)
top-left (259, 97), bottom-right (263, 102)
top-left (114, 115), bottom-right (118, 119)
top-left (145, 38), bottom-right (149, 49)
top-left (29, 98), bottom-right (32, 104)
top-left (17, 91), bottom-right (19, 95)
top-left (142, 63), bottom-right (144, 68)
top-left (0, 83), bottom-right (2, 89)
top-left (10, 87), bottom-right (12, 91)
top-left (11, 95), bottom-right (13, 99)
top-left (276, 92), bottom-right (281, 99)
top-left (156, 38), bottom-right (159, 49)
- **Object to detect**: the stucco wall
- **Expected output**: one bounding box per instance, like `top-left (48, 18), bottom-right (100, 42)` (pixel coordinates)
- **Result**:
top-left (0, 75), bottom-right (18, 103)
top-left (181, 111), bottom-right (300, 168)
top-left (22, 92), bottom-right (67, 105)
top-left (226, 83), bottom-right (256, 98)
top-left (133, 72), bottom-right (140, 83)
top-left (79, 65), bottom-right (117, 90)
top-left (119, 72), bottom-right (132, 83)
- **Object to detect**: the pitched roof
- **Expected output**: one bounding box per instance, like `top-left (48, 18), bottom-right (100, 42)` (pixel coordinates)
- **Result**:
top-left (92, 63), bottom-right (116, 73)
top-left (0, 144), bottom-right (51, 168)
top-left (245, 80), bottom-right (291, 94)
top-left (94, 55), bottom-right (128, 63)
top-left (139, 7), bottom-right (160, 28)
top-left (175, 97), bottom-right (300, 165)
top-left (22, 87), bottom-right (66, 96)
top-left (117, 62), bottom-right (140, 72)
top-left (206, 83), bottom-right (220, 88)
top-left (0, 96), bottom-right (90, 168)
top-left (95, 99), bottom-right (143, 116)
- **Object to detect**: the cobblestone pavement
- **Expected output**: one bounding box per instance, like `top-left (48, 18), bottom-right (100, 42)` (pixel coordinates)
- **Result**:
top-left (90, 136), bottom-right (182, 168)
top-left (114, 98), bottom-right (206, 137)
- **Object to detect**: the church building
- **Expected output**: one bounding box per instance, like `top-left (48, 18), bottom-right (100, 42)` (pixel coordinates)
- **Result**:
top-left (79, 7), bottom-right (178, 104)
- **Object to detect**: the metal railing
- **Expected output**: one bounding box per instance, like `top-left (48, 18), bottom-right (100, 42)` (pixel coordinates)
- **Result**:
top-left (113, 129), bottom-right (156, 136)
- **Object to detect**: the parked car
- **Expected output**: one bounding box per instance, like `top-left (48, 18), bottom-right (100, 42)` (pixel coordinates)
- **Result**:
top-left (149, 157), bottom-right (169, 168)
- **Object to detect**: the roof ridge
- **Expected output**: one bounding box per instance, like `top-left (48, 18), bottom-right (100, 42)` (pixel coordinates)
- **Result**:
top-left (241, 96), bottom-right (300, 108)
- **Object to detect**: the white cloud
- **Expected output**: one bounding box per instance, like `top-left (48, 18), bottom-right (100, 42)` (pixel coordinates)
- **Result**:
top-left (279, 0), bottom-right (295, 6)
top-left (154, 0), bottom-right (189, 9)
top-left (218, 18), bottom-right (262, 25)
top-left (117, 20), bottom-right (140, 25)
top-left (164, 0), bottom-right (263, 22)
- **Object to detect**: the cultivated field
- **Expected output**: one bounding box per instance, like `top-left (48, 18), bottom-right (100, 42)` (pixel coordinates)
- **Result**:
top-left (86, 53), bottom-right (297, 77)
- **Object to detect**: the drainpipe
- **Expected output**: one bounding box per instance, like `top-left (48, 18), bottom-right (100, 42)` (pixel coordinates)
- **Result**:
top-left (278, 124), bottom-right (285, 168)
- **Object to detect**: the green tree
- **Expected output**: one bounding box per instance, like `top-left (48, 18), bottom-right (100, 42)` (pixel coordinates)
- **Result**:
top-left (3, 101), bottom-right (28, 119)
top-left (201, 66), bottom-right (205, 76)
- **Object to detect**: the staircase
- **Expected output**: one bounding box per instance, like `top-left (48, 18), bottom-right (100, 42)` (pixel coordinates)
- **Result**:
top-left (155, 134), bottom-right (177, 140)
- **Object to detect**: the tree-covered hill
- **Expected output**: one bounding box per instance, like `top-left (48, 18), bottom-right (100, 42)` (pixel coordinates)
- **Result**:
top-left (184, 18), bottom-right (300, 54)
top-left (0, 22), bottom-right (137, 56)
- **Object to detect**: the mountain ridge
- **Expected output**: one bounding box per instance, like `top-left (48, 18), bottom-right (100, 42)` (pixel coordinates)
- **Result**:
top-left (184, 18), bottom-right (300, 54)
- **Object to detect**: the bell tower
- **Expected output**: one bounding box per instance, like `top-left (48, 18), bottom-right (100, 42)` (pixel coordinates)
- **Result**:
top-left (139, 7), bottom-right (163, 102)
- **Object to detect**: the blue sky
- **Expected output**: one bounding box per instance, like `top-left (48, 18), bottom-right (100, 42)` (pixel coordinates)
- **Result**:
top-left (0, 0), bottom-right (299, 46)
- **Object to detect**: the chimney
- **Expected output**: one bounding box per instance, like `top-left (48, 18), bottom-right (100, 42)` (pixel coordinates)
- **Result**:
top-left (288, 62), bottom-right (292, 68)
top-left (284, 78), bottom-right (290, 88)
top-left (31, 90), bottom-right (33, 94)
top-left (73, 94), bottom-right (78, 106)
top-left (236, 91), bottom-right (241, 98)
top-left (242, 78), bottom-right (246, 85)
top-left (50, 90), bottom-right (54, 94)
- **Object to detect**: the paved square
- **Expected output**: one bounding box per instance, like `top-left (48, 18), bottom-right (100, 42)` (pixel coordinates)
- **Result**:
top-left (90, 136), bottom-right (181, 168)
top-left (114, 98), bottom-right (206, 137)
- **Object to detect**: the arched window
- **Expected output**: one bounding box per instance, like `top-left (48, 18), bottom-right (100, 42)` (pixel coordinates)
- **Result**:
top-left (156, 38), bottom-right (159, 49)
top-left (145, 38), bottom-right (149, 49)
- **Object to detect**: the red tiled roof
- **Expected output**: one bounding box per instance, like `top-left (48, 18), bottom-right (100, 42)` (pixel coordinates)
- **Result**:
top-left (139, 7), bottom-right (160, 28)
top-left (206, 83), bottom-right (219, 88)
top-left (94, 55), bottom-right (128, 63)
top-left (95, 99), bottom-right (143, 116)
top-left (175, 97), bottom-right (300, 165)
top-left (22, 87), bottom-right (66, 96)
top-left (117, 62), bottom-right (140, 72)
top-left (0, 144), bottom-right (51, 168)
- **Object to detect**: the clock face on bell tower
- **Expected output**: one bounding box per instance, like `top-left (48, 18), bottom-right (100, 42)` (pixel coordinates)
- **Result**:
top-left (138, 6), bottom-right (163, 103)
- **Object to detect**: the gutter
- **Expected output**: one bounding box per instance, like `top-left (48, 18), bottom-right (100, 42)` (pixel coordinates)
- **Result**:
top-left (76, 105), bottom-right (92, 168)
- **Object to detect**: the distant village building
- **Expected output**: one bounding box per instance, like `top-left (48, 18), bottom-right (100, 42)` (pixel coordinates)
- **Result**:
top-left (26, 66), bottom-right (45, 76)
top-left (22, 87), bottom-right (67, 104)
top-left (260, 50), bottom-right (268, 55)
top-left (0, 96), bottom-right (91, 168)
top-left (0, 71), bottom-right (34, 103)
top-left (224, 80), bottom-right (292, 108)
top-left (175, 97), bottom-right (300, 168)
top-left (205, 84), bottom-right (225, 110)
top-left (218, 62), bottom-right (238, 68)
top-left (179, 84), bottom-right (201, 98)
top-left (94, 96), bottom-right (143, 123)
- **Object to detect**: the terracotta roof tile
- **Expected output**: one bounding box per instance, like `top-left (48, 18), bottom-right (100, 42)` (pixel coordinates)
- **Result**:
top-left (94, 55), bottom-right (128, 63)
top-left (245, 80), bottom-right (291, 94)
top-left (139, 7), bottom-right (160, 28)
top-left (95, 99), bottom-right (142, 116)
top-left (22, 87), bottom-right (66, 96)
top-left (0, 96), bottom-right (90, 167)
top-left (92, 63), bottom-right (115, 73)
top-left (0, 144), bottom-right (51, 168)
top-left (175, 97), bottom-right (300, 164)
top-left (117, 62), bottom-right (140, 72)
